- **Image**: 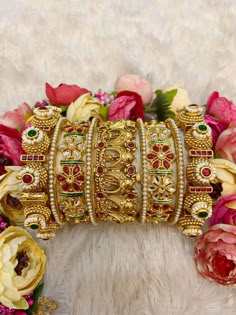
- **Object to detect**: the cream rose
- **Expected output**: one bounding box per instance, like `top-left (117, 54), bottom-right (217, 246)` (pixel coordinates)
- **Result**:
top-left (0, 226), bottom-right (46, 309)
top-left (164, 86), bottom-right (191, 112)
top-left (0, 166), bottom-right (24, 224)
top-left (66, 93), bottom-right (104, 122)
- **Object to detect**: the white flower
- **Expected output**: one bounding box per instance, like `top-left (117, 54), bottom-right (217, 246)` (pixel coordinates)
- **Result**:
top-left (164, 86), bottom-right (191, 112)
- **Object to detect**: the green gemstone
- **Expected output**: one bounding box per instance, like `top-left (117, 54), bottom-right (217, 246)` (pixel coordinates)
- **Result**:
top-left (31, 224), bottom-right (39, 230)
top-left (198, 211), bottom-right (208, 218)
top-left (198, 124), bottom-right (207, 132)
top-left (28, 129), bottom-right (37, 137)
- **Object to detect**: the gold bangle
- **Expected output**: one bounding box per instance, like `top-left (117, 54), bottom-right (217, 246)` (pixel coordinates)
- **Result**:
top-left (94, 120), bottom-right (138, 223)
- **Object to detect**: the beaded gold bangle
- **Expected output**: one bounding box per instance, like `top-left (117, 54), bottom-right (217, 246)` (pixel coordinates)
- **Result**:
top-left (137, 118), bottom-right (148, 223)
top-left (94, 120), bottom-right (138, 223)
top-left (144, 120), bottom-right (176, 223)
top-left (85, 117), bottom-right (98, 225)
top-left (165, 118), bottom-right (185, 225)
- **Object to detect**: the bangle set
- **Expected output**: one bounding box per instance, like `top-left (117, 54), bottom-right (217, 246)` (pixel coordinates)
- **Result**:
top-left (18, 104), bottom-right (215, 239)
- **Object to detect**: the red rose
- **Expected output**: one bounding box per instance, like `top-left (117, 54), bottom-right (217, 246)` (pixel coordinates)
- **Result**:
top-left (45, 83), bottom-right (90, 106)
top-left (108, 90), bottom-right (144, 121)
top-left (0, 124), bottom-right (24, 175)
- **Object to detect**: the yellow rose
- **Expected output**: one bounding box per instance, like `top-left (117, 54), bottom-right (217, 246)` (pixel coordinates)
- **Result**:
top-left (0, 166), bottom-right (24, 224)
top-left (211, 158), bottom-right (236, 196)
top-left (66, 93), bottom-right (104, 122)
top-left (0, 226), bottom-right (46, 309)
top-left (164, 86), bottom-right (191, 112)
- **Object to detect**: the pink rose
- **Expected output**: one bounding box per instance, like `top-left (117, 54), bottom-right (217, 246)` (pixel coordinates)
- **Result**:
top-left (46, 83), bottom-right (90, 106)
top-left (210, 195), bottom-right (236, 226)
top-left (108, 91), bottom-right (144, 121)
top-left (215, 127), bottom-right (236, 162)
top-left (207, 91), bottom-right (236, 127)
top-left (0, 124), bottom-right (24, 175)
top-left (204, 115), bottom-right (227, 146)
top-left (0, 103), bottom-right (33, 133)
top-left (195, 224), bottom-right (236, 285)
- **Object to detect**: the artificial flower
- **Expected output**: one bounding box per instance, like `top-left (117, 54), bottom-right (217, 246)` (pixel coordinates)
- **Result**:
top-left (210, 195), bottom-right (236, 226)
top-left (211, 159), bottom-right (236, 197)
top-left (204, 115), bottom-right (227, 146)
top-left (215, 127), bottom-right (236, 163)
top-left (0, 103), bottom-right (33, 133)
top-left (66, 93), bottom-right (104, 122)
top-left (108, 90), bottom-right (144, 121)
top-left (45, 83), bottom-right (90, 106)
top-left (0, 226), bottom-right (46, 309)
top-left (195, 224), bottom-right (236, 285)
top-left (163, 86), bottom-right (191, 112)
top-left (207, 91), bottom-right (236, 127)
top-left (0, 124), bottom-right (24, 175)
top-left (115, 74), bottom-right (153, 105)
top-left (0, 166), bottom-right (24, 224)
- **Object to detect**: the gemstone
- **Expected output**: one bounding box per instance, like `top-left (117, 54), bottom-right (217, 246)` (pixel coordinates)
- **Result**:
top-left (162, 205), bottom-right (169, 211)
top-left (73, 165), bottom-right (80, 175)
top-left (57, 174), bottom-right (66, 182)
top-left (198, 124), bottom-right (207, 132)
top-left (65, 137), bottom-right (72, 143)
top-left (97, 192), bottom-right (104, 198)
top-left (153, 144), bottom-right (160, 152)
top-left (31, 224), bottom-right (39, 230)
top-left (152, 160), bottom-right (160, 169)
top-left (127, 166), bottom-right (135, 175)
top-left (73, 150), bottom-right (81, 159)
top-left (151, 134), bottom-right (157, 141)
top-left (162, 145), bottom-right (169, 152)
top-left (166, 153), bottom-right (175, 160)
top-left (63, 151), bottom-right (71, 159)
top-left (128, 193), bottom-right (135, 199)
top-left (77, 128), bottom-right (83, 132)
top-left (97, 166), bottom-right (104, 174)
top-left (62, 182), bottom-right (70, 191)
top-left (27, 129), bottom-right (37, 138)
top-left (22, 174), bottom-right (34, 184)
top-left (201, 167), bottom-right (212, 177)
top-left (153, 204), bottom-right (159, 210)
top-left (157, 152), bottom-right (164, 159)
top-left (73, 182), bottom-right (81, 191)
top-left (77, 175), bottom-right (85, 181)
top-left (98, 142), bottom-right (105, 149)
top-left (163, 160), bottom-right (170, 169)
top-left (128, 142), bottom-right (135, 148)
top-left (63, 166), bottom-right (70, 175)
top-left (147, 153), bottom-right (156, 160)
top-left (39, 155), bottom-right (44, 161)
top-left (198, 211), bottom-right (208, 218)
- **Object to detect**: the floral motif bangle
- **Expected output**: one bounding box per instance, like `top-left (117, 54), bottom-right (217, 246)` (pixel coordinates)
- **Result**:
top-left (57, 121), bottom-right (90, 223)
top-left (144, 120), bottom-right (176, 223)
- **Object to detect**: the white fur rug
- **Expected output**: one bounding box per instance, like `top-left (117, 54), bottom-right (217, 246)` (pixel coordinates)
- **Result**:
top-left (1, 1), bottom-right (236, 314)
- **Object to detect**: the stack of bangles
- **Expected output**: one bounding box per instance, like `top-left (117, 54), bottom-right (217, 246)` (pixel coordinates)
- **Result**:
top-left (0, 77), bottom-right (236, 314)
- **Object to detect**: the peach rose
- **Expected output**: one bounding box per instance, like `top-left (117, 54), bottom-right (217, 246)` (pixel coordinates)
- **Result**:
top-left (215, 127), bottom-right (236, 163)
top-left (207, 91), bottom-right (236, 127)
top-left (0, 103), bottom-right (33, 133)
top-left (195, 224), bottom-right (236, 285)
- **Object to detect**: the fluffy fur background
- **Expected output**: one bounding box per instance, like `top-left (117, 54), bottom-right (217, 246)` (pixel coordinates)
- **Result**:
top-left (1, 1), bottom-right (236, 314)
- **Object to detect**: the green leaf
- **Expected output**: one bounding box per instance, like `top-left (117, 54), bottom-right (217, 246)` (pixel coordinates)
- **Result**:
top-left (99, 106), bottom-right (109, 121)
top-left (60, 105), bottom-right (68, 113)
top-left (146, 89), bottom-right (177, 121)
top-left (27, 283), bottom-right (44, 315)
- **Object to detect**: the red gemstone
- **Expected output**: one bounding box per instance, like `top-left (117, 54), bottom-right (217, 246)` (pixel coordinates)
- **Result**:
top-left (62, 182), bottom-right (70, 191)
top-left (153, 144), bottom-right (159, 152)
top-left (77, 128), bottom-right (83, 132)
top-left (162, 145), bottom-right (169, 152)
top-left (39, 155), bottom-right (44, 161)
top-left (77, 175), bottom-right (85, 181)
top-left (73, 165), bottom-right (80, 175)
top-left (147, 153), bottom-right (156, 160)
top-left (68, 127), bottom-right (74, 133)
top-left (162, 205), bottom-right (169, 211)
top-left (97, 192), bottom-right (104, 198)
top-left (163, 160), bottom-right (170, 169)
top-left (28, 156), bottom-right (33, 161)
top-left (166, 153), bottom-right (175, 160)
top-left (97, 166), bottom-right (104, 174)
top-left (22, 174), bottom-right (33, 184)
top-left (57, 174), bottom-right (66, 182)
top-left (153, 204), bottom-right (159, 210)
top-left (98, 142), bottom-right (105, 149)
top-left (128, 193), bottom-right (135, 199)
top-left (201, 167), bottom-right (212, 177)
top-left (128, 142), bottom-right (135, 148)
top-left (73, 182), bottom-right (81, 191)
top-left (152, 160), bottom-right (160, 169)
top-left (63, 166), bottom-right (70, 175)
top-left (127, 166), bottom-right (135, 175)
